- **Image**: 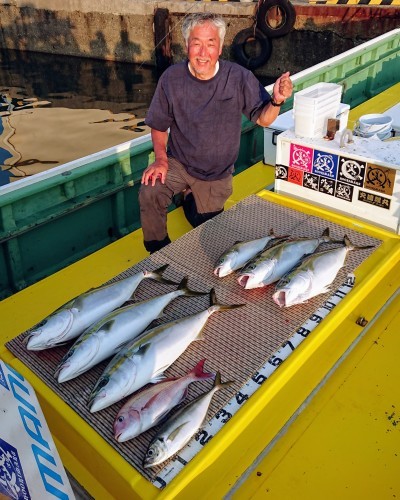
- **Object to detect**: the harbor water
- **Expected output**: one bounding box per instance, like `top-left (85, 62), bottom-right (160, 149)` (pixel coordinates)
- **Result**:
top-left (0, 49), bottom-right (159, 185)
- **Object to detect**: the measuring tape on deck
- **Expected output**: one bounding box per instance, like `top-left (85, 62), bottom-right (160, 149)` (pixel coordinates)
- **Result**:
top-left (152, 273), bottom-right (356, 488)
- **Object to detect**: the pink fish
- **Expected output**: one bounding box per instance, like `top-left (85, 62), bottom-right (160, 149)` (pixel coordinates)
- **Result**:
top-left (113, 359), bottom-right (215, 442)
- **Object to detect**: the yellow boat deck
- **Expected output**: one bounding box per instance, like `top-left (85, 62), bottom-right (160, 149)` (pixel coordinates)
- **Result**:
top-left (1, 84), bottom-right (399, 499)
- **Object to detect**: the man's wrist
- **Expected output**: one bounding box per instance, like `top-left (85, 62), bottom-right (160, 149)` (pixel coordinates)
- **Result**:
top-left (270, 96), bottom-right (285, 107)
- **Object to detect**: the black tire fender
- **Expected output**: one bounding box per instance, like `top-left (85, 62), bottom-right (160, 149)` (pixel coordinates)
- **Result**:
top-left (232, 28), bottom-right (272, 71)
top-left (257, 0), bottom-right (296, 38)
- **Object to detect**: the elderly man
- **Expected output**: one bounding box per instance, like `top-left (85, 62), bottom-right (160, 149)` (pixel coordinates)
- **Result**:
top-left (139, 12), bottom-right (293, 253)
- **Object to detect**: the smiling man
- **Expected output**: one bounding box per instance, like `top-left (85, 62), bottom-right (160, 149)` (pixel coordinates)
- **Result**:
top-left (139, 13), bottom-right (293, 254)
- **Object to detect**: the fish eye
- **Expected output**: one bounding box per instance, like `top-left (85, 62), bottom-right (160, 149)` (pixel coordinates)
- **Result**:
top-left (147, 449), bottom-right (154, 456)
top-left (66, 349), bottom-right (75, 358)
top-left (117, 416), bottom-right (124, 423)
top-left (97, 377), bottom-right (109, 389)
top-left (35, 319), bottom-right (47, 328)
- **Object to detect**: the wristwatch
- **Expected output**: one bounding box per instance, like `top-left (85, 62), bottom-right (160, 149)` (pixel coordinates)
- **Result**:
top-left (270, 97), bottom-right (285, 107)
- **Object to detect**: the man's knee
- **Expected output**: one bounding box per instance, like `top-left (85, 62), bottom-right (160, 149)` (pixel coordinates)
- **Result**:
top-left (183, 192), bottom-right (223, 228)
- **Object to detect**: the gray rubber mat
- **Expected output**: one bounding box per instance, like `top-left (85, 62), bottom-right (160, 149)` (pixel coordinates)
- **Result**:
top-left (6, 195), bottom-right (380, 481)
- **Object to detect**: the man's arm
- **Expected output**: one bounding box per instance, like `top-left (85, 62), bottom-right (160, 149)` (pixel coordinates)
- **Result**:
top-left (141, 129), bottom-right (169, 186)
top-left (256, 72), bottom-right (293, 128)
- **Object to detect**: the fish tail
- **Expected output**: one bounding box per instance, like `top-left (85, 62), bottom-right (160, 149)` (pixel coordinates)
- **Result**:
top-left (213, 371), bottom-right (235, 391)
top-left (178, 277), bottom-right (208, 297)
top-left (344, 235), bottom-right (375, 251)
top-left (147, 264), bottom-right (179, 285)
top-left (209, 288), bottom-right (246, 311)
top-left (190, 359), bottom-right (215, 380)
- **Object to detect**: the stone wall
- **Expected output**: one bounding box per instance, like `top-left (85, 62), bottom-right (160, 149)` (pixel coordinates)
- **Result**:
top-left (0, 0), bottom-right (399, 79)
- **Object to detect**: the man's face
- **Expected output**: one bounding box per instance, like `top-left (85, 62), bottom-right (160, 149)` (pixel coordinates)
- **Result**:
top-left (187, 22), bottom-right (222, 80)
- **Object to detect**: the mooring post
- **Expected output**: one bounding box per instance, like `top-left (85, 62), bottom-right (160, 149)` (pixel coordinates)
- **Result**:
top-left (154, 8), bottom-right (172, 73)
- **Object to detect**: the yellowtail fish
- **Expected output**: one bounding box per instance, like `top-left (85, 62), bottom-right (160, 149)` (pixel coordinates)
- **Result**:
top-left (143, 371), bottom-right (233, 468)
top-left (272, 236), bottom-right (374, 307)
top-left (26, 264), bottom-right (175, 350)
top-left (88, 290), bottom-right (244, 413)
top-left (237, 228), bottom-right (336, 289)
top-left (214, 230), bottom-right (288, 278)
top-left (55, 277), bottom-right (206, 383)
top-left (113, 359), bottom-right (215, 442)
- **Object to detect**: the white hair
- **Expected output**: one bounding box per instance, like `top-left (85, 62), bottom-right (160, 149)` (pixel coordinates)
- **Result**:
top-left (182, 13), bottom-right (226, 47)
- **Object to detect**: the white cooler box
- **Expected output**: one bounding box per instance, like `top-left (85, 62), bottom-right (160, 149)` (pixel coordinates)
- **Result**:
top-left (264, 103), bottom-right (350, 166)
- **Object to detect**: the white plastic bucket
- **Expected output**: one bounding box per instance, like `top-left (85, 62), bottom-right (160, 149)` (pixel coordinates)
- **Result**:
top-left (355, 113), bottom-right (393, 139)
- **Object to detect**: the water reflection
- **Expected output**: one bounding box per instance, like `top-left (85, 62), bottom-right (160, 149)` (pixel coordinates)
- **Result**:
top-left (0, 49), bottom-right (159, 186)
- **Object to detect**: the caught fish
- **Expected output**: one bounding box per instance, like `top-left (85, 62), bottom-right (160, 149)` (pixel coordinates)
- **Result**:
top-left (88, 290), bottom-right (244, 413)
top-left (237, 228), bottom-right (336, 289)
top-left (26, 265), bottom-right (175, 351)
top-left (113, 359), bottom-right (215, 442)
top-left (272, 236), bottom-right (374, 307)
top-left (55, 278), bottom-right (206, 383)
top-left (214, 230), bottom-right (288, 278)
top-left (143, 371), bottom-right (233, 468)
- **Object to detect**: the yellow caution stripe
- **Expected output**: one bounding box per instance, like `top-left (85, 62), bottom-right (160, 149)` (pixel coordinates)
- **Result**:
top-left (309, 0), bottom-right (400, 4)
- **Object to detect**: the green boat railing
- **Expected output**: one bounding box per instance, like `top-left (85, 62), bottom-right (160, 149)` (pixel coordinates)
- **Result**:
top-left (0, 28), bottom-right (398, 299)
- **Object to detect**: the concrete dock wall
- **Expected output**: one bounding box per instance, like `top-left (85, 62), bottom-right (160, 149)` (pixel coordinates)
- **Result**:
top-left (0, 0), bottom-right (399, 78)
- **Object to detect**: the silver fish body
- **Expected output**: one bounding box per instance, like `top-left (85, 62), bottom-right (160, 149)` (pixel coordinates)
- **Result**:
top-left (143, 372), bottom-right (233, 468)
top-left (113, 359), bottom-right (214, 442)
top-left (237, 229), bottom-right (333, 290)
top-left (55, 279), bottom-right (205, 383)
top-left (214, 232), bottom-right (287, 278)
top-left (273, 236), bottom-right (373, 307)
top-left (88, 291), bottom-right (243, 413)
top-left (26, 265), bottom-right (173, 350)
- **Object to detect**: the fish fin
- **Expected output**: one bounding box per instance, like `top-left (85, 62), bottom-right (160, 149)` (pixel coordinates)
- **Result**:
top-left (214, 371), bottom-right (235, 391)
top-left (167, 422), bottom-right (190, 443)
top-left (148, 264), bottom-right (179, 285)
top-left (343, 235), bottom-right (375, 251)
top-left (190, 359), bottom-right (215, 380)
top-left (322, 227), bottom-right (330, 238)
top-left (209, 289), bottom-right (246, 311)
top-left (136, 343), bottom-right (152, 357)
top-left (150, 368), bottom-right (168, 384)
top-left (178, 277), bottom-right (208, 297)
top-left (103, 319), bottom-right (116, 332)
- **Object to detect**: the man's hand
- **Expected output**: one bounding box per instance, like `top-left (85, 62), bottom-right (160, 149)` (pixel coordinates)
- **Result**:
top-left (141, 159), bottom-right (168, 186)
top-left (273, 71), bottom-right (293, 104)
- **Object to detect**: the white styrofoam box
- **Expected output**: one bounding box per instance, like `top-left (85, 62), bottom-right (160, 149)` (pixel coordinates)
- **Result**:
top-left (294, 83), bottom-right (342, 139)
top-left (264, 104), bottom-right (350, 166)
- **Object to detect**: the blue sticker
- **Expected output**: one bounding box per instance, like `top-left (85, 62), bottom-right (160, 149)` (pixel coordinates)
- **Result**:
top-left (0, 363), bottom-right (9, 391)
top-left (0, 438), bottom-right (31, 499)
top-left (312, 150), bottom-right (339, 180)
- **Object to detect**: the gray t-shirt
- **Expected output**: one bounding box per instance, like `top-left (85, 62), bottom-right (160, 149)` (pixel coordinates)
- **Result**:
top-left (145, 60), bottom-right (270, 180)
